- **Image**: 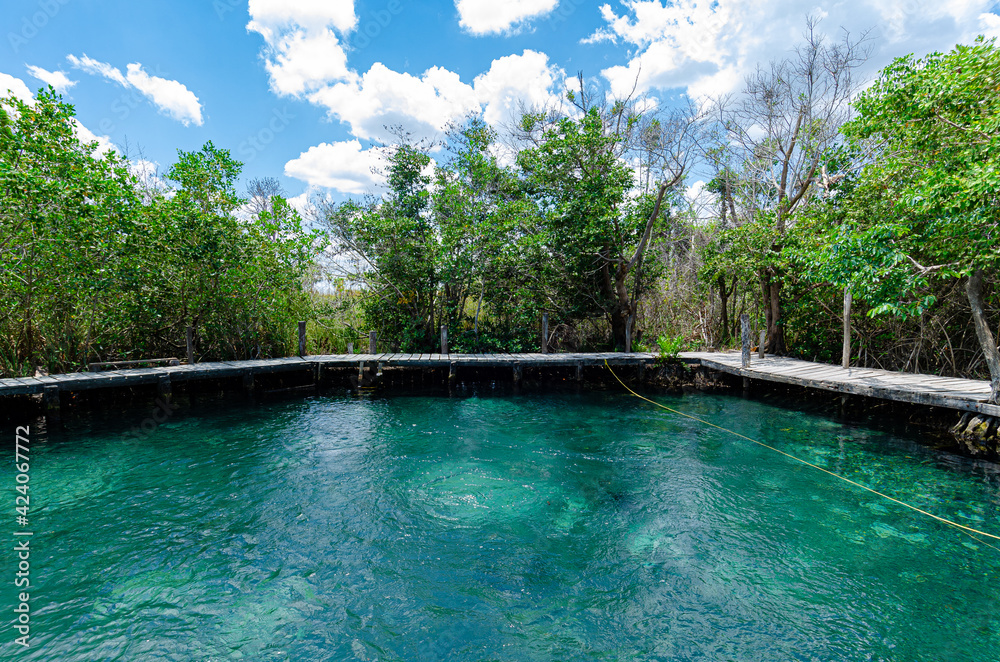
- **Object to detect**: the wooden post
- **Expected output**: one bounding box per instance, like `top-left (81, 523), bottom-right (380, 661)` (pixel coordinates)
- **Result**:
top-left (43, 385), bottom-right (60, 415)
top-left (347, 342), bottom-right (354, 354)
top-left (758, 330), bottom-right (766, 359)
top-left (625, 312), bottom-right (635, 353)
top-left (441, 324), bottom-right (448, 355)
top-left (186, 326), bottom-right (194, 365)
top-left (740, 314), bottom-right (751, 368)
top-left (448, 362), bottom-right (457, 388)
top-left (298, 321), bottom-right (306, 357)
top-left (541, 313), bottom-right (549, 354)
top-left (157, 374), bottom-right (172, 399)
top-left (842, 289), bottom-right (852, 369)
top-left (513, 362), bottom-right (522, 385)
top-left (575, 362), bottom-right (582, 382)
top-left (368, 331), bottom-right (377, 354)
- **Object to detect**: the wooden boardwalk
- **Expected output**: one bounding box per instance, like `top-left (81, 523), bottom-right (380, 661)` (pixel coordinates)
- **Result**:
top-left (684, 351), bottom-right (1000, 418)
top-left (2, 350), bottom-right (997, 420)
top-left (0, 352), bottom-right (658, 397)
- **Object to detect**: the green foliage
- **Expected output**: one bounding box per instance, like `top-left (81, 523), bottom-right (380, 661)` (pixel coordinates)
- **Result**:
top-left (0, 88), bottom-right (322, 375)
top-left (655, 334), bottom-right (686, 363)
top-left (842, 37), bottom-right (1000, 282)
top-left (324, 121), bottom-right (547, 352)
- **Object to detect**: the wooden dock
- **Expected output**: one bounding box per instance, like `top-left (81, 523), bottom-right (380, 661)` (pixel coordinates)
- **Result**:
top-left (0, 352), bottom-right (658, 398)
top-left (684, 351), bottom-right (1000, 418)
top-left (2, 351), bottom-right (997, 421)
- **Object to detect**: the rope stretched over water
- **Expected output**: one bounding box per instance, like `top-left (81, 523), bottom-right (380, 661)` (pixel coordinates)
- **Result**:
top-left (605, 360), bottom-right (1000, 552)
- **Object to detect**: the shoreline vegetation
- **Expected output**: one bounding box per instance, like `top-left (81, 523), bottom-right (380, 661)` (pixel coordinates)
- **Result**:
top-left (2, 30), bottom-right (998, 406)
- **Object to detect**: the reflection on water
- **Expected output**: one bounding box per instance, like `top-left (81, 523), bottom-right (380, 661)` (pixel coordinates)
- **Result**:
top-left (3, 390), bottom-right (999, 661)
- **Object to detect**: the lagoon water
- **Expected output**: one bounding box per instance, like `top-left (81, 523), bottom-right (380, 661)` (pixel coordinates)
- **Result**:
top-left (4, 390), bottom-right (1000, 660)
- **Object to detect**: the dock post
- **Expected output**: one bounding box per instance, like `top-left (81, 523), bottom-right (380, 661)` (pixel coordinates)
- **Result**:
top-left (842, 289), bottom-right (852, 369)
top-left (369, 331), bottom-right (377, 354)
top-left (43, 385), bottom-right (60, 417)
top-left (186, 326), bottom-right (195, 365)
top-left (740, 314), bottom-right (751, 368)
top-left (541, 313), bottom-right (549, 354)
top-left (758, 330), bottom-right (765, 359)
top-left (298, 321), bottom-right (306, 357)
top-left (157, 374), bottom-right (172, 399)
top-left (347, 342), bottom-right (354, 354)
top-left (513, 362), bottom-right (522, 386)
top-left (441, 324), bottom-right (448, 354)
top-left (575, 362), bottom-right (582, 382)
top-left (449, 361), bottom-right (457, 389)
top-left (625, 313), bottom-right (634, 353)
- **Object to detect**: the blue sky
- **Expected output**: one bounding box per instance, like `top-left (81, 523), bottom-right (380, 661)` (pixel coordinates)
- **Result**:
top-left (2, 0), bottom-right (998, 208)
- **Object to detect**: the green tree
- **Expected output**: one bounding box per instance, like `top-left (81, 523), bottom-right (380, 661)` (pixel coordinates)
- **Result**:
top-left (0, 87), bottom-right (140, 373)
top-left (717, 21), bottom-right (870, 353)
top-left (517, 84), bottom-right (696, 350)
top-left (838, 37), bottom-right (1000, 400)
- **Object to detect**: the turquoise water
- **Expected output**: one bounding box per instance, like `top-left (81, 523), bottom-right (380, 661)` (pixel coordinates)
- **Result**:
top-left (3, 390), bottom-right (1000, 661)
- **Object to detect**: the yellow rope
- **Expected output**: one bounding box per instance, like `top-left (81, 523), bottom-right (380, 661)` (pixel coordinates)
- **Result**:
top-left (605, 360), bottom-right (1000, 551)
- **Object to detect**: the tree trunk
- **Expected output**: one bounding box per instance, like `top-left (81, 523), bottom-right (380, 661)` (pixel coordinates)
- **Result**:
top-left (718, 275), bottom-right (730, 344)
top-left (966, 269), bottom-right (1000, 404)
top-left (764, 270), bottom-right (786, 354)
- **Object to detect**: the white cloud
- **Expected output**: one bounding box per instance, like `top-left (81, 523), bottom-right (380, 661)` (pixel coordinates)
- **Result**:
top-left (262, 28), bottom-right (354, 96)
top-left (0, 72), bottom-right (34, 102)
top-left (588, 0), bottom-right (1000, 100)
top-left (66, 54), bottom-right (127, 86)
top-left (309, 63), bottom-right (481, 142)
top-left (456, 0), bottom-right (559, 35)
top-left (67, 54), bottom-right (203, 126)
top-left (303, 50), bottom-right (565, 143)
top-left (473, 50), bottom-right (565, 126)
top-left (247, 0), bottom-right (358, 97)
top-left (123, 63), bottom-right (203, 126)
top-left (981, 11), bottom-right (1000, 37)
top-left (25, 65), bottom-right (76, 94)
top-left (247, 0), bottom-right (357, 38)
top-left (284, 139), bottom-right (384, 194)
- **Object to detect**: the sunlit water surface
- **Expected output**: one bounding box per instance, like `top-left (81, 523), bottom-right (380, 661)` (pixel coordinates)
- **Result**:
top-left (3, 390), bottom-right (1000, 661)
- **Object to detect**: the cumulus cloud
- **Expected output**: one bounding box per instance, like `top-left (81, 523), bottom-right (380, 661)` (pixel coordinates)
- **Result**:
top-left (309, 64), bottom-right (481, 142)
top-left (247, 0), bottom-right (566, 142)
top-left (0, 71), bottom-right (34, 102)
top-left (284, 139), bottom-right (384, 194)
top-left (248, 0), bottom-right (358, 96)
top-left (66, 54), bottom-right (128, 86)
top-left (304, 50), bottom-right (565, 143)
top-left (247, 0), bottom-right (357, 38)
top-left (473, 50), bottom-right (565, 126)
top-left (587, 0), bottom-right (1000, 100)
top-left (67, 54), bottom-right (203, 126)
top-left (25, 65), bottom-right (76, 94)
top-left (456, 0), bottom-right (559, 35)
top-left (262, 28), bottom-right (354, 96)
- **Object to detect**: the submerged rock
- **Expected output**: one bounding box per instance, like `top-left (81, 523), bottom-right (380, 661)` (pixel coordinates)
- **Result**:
top-left (950, 412), bottom-right (1000, 458)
